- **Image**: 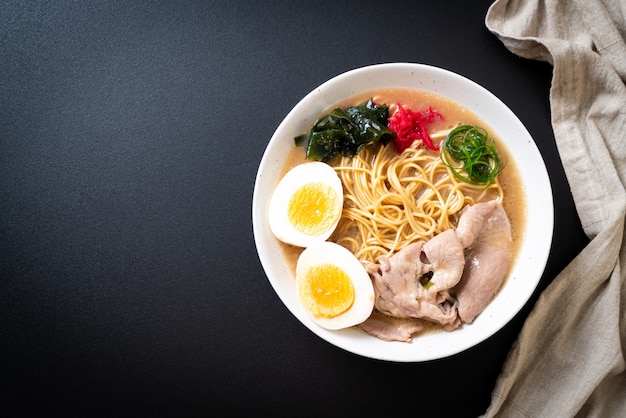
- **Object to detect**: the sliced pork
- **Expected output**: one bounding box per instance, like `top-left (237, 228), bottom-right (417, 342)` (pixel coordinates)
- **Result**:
top-left (455, 200), bottom-right (499, 248)
top-left (421, 229), bottom-right (465, 297)
top-left (359, 200), bottom-right (513, 342)
top-left (365, 231), bottom-right (463, 327)
top-left (455, 201), bottom-right (512, 323)
top-left (359, 310), bottom-right (426, 342)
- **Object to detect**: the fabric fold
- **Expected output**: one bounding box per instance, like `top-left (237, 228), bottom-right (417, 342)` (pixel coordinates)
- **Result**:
top-left (483, 0), bottom-right (626, 416)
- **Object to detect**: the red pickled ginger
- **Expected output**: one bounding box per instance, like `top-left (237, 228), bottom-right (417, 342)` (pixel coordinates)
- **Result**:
top-left (388, 104), bottom-right (443, 152)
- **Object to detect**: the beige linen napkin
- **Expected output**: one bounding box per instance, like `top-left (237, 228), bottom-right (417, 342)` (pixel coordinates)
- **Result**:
top-left (483, 0), bottom-right (626, 417)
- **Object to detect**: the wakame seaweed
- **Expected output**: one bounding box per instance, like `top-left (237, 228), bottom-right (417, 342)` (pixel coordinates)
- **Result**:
top-left (295, 99), bottom-right (396, 162)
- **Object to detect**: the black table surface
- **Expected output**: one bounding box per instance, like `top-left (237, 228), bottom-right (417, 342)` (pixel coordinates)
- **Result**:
top-left (1, 1), bottom-right (589, 416)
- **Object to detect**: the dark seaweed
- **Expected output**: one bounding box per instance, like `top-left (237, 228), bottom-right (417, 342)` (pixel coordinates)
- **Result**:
top-left (295, 99), bottom-right (396, 162)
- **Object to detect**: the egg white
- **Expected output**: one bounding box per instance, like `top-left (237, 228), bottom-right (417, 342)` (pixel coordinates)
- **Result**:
top-left (268, 161), bottom-right (343, 248)
top-left (296, 242), bottom-right (375, 330)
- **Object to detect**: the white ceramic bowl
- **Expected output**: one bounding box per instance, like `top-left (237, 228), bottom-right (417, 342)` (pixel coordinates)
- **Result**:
top-left (252, 63), bottom-right (553, 362)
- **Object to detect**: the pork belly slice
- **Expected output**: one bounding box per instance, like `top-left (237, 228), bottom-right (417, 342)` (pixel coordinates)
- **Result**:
top-left (422, 229), bottom-right (465, 296)
top-left (454, 201), bottom-right (512, 324)
top-left (455, 199), bottom-right (499, 248)
top-left (365, 230), bottom-right (464, 327)
top-left (359, 310), bottom-right (426, 342)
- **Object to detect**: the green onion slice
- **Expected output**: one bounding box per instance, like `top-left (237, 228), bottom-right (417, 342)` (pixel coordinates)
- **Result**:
top-left (440, 125), bottom-right (503, 185)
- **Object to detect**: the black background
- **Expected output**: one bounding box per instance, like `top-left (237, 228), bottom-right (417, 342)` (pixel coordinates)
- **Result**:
top-left (1, 1), bottom-right (589, 416)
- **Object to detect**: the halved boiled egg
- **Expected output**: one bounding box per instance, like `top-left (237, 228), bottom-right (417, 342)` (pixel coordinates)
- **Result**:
top-left (268, 161), bottom-right (343, 248)
top-left (296, 241), bottom-right (375, 330)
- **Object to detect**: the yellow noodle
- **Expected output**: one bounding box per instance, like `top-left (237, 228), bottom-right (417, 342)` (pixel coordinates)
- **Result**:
top-left (329, 142), bottom-right (504, 263)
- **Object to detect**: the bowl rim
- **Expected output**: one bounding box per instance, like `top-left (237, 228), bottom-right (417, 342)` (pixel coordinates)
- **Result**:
top-left (252, 62), bottom-right (554, 362)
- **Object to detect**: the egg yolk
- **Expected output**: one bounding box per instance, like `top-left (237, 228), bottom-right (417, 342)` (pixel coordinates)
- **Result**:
top-left (288, 183), bottom-right (340, 236)
top-left (298, 263), bottom-right (355, 318)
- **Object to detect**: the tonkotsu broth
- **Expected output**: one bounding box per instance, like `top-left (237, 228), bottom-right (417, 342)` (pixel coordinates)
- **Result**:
top-left (278, 88), bottom-right (526, 281)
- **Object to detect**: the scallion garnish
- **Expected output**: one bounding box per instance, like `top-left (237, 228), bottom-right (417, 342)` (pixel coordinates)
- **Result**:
top-left (440, 125), bottom-right (503, 185)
